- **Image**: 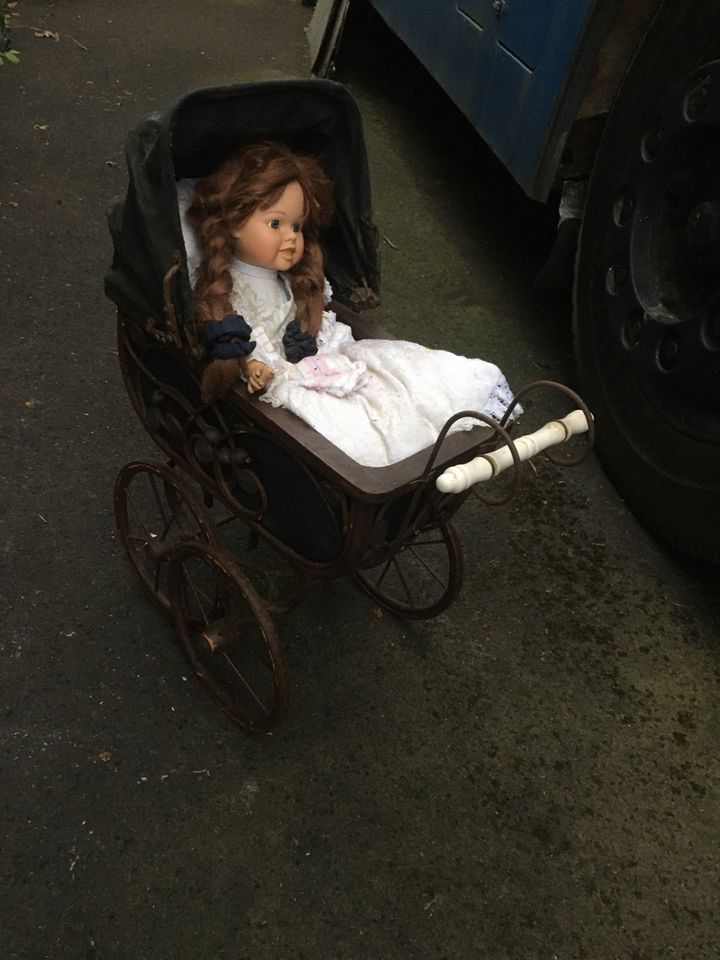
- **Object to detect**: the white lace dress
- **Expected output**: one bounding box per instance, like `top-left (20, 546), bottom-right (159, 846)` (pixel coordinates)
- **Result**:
top-left (227, 259), bottom-right (516, 468)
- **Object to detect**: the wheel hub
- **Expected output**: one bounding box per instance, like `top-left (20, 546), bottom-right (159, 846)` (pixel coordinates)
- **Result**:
top-left (605, 59), bottom-right (720, 439)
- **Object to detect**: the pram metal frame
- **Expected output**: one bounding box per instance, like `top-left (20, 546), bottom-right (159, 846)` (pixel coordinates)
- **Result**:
top-left (114, 302), bottom-right (592, 732)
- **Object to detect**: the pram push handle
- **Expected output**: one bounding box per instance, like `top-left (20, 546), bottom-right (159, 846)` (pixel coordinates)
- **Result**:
top-left (435, 410), bottom-right (591, 494)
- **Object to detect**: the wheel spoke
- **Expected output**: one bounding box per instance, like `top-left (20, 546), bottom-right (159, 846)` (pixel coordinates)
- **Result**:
top-left (148, 474), bottom-right (167, 523)
top-left (153, 558), bottom-right (166, 597)
top-left (390, 554), bottom-right (414, 604)
top-left (374, 556), bottom-right (393, 590)
top-left (181, 564), bottom-right (219, 626)
top-left (125, 489), bottom-right (155, 545)
top-left (407, 544), bottom-right (446, 588)
top-left (221, 653), bottom-right (269, 714)
top-left (149, 474), bottom-right (170, 529)
top-left (127, 533), bottom-right (152, 544)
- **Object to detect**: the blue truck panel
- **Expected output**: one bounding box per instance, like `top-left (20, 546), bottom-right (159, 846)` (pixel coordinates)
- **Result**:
top-left (368, 0), bottom-right (596, 197)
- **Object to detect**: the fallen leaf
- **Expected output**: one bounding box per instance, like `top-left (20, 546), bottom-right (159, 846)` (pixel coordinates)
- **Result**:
top-left (33, 124), bottom-right (48, 131)
top-left (98, 751), bottom-right (111, 762)
top-left (33, 29), bottom-right (60, 41)
top-left (373, 607), bottom-right (383, 619)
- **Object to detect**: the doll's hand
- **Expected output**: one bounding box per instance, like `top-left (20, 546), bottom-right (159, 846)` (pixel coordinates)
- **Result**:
top-left (245, 359), bottom-right (275, 394)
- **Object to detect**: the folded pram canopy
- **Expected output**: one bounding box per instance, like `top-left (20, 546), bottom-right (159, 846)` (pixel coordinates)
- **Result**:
top-left (105, 79), bottom-right (380, 332)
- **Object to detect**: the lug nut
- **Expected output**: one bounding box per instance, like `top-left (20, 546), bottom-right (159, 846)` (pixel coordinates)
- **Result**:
top-left (625, 313), bottom-right (645, 347)
top-left (613, 193), bottom-right (634, 227)
top-left (704, 315), bottom-right (720, 348)
top-left (658, 336), bottom-right (680, 370)
top-left (642, 124), bottom-right (665, 162)
top-left (684, 77), bottom-right (711, 121)
top-left (606, 264), bottom-right (627, 295)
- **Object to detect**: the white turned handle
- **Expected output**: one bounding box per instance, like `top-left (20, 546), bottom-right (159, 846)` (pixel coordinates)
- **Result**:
top-left (435, 409), bottom-right (590, 494)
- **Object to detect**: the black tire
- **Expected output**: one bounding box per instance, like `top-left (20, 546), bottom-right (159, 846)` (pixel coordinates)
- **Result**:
top-left (574, 0), bottom-right (720, 562)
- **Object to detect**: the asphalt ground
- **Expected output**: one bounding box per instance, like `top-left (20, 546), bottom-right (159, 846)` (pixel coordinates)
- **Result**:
top-left (1, 2), bottom-right (719, 958)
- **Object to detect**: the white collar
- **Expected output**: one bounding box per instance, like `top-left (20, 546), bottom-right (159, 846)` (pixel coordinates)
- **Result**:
top-left (233, 259), bottom-right (280, 281)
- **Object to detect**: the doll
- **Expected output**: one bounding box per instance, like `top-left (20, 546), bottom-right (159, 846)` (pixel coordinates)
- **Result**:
top-left (186, 141), bottom-right (334, 402)
top-left (183, 142), bottom-right (517, 467)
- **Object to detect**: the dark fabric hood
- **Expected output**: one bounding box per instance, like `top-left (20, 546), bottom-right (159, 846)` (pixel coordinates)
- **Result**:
top-left (105, 79), bottom-right (380, 334)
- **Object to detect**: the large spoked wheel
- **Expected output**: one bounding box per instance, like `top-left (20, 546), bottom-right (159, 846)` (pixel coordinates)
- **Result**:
top-left (355, 521), bottom-right (463, 620)
top-left (168, 542), bottom-right (289, 732)
top-left (574, 0), bottom-right (720, 562)
top-left (114, 460), bottom-right (217, 614)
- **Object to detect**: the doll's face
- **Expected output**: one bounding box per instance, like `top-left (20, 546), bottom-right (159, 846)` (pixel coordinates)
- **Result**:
top-left (231, 180), bottom-right (305, 271)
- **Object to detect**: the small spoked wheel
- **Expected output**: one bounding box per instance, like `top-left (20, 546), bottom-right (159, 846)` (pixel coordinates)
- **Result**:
top-left (114, 460), bottom-right (216, 614)
top-left (168, 542), bottom-right (289, 732)
top-left (355, 521), bottom-right (463, 620)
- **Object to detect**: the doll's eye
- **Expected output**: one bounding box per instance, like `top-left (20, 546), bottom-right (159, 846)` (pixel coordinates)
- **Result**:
top-left (268, 218), bottom-right (280, 229)
top-left (291, 223), bottom-right (302, 233)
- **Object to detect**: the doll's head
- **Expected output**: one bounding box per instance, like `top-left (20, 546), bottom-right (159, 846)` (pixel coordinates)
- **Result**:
top-left (231, 178), bottom-right (307, 273)
top-left (187, 142), bottom-right (334, 329)
top-left (186, 141), bottom-right (334, 402)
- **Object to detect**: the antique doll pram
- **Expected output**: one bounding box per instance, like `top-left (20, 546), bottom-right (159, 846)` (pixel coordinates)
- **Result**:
top-left (106, 80), bottom-right (593, 732)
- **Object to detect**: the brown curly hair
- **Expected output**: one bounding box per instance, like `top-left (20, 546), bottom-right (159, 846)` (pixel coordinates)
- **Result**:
top-left (186, 142), bottom-right (335, 401)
